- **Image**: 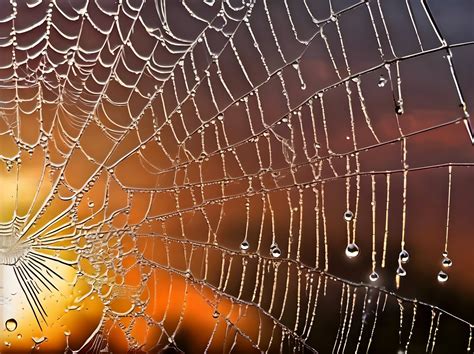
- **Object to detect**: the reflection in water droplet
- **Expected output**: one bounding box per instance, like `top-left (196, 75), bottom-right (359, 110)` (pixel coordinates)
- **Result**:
top-left (343, 210), bottom-right (353, 222)
top-left (399, 250), bottom-right (409, 264)
top-left (437, 270), bottom-right (448, 283)
top-left (396, 266), bottom-right (406, 277)
top-left (271, 245), bottom-right (281, 258)
top-left (369, 272), bottom-right (379, 282)
top-left (5, 318), bottom-right (17, 332)
top-left (378, 75), bottom-right (387, 87)
top-left (442, 257), bottom-right (452, 267)
top-left (240, 240), bottom-right (249, 251)
top-left (395, 101), bottom-right (404, 115)
top-left (212, 310), bottom-right (220, 318)
top-left (345, 243), bottom-right (359, 258)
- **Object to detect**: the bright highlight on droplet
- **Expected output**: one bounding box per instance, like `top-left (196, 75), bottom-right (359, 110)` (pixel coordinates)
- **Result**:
top-left (399, 250), bottom-right (409, 264)
top-left (396, 266), bottom-right (406, 277)
top-left (5, 319), bottom-right (17, 332)
top-left (442, 257), bottom-right (452, 267)
top-left (345, 243), bottom-right (359, 258)
top-left (270, 244), bottom-right (281, 258)
top-left (378, 75), bottom-right (387, 87)
top-left (369, 272), bottom-right (379, 282)
top-left (240, 240), bottom-right (249, 251)
top-left (343, 210), bottom-right (353, 222)
top-left (437, 271), bottom-right (448, 283)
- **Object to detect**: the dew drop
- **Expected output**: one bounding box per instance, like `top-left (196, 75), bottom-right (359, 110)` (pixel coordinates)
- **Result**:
top-left (5, 319), bottom-right (17, 332)
top-left (271, 245), bottom-right (281, 258)
top-left (399, 250), bottom-right (409, 264)
top-left (437, 270), bottom-right (448, 283)
top-left (377, 75), bottom-right (387, 87)
top-left (212, 310), bottom-right (219, 318)
top-left (396, 266), bottom-right (406, 277)
top-left (240, 240), bottom-right (249, 251)
top-left (442, 257), bottom-right (452, 267)
top-left (369, 272), bottom-right (379, 282)
top-left (343, 210), bottom-right (353, 222)
top-left (88, 200), bottom-right (94, 208)
top-left (345, 243), bottom-right (359, 258)
top-left (395, 101), bottom-right (404, 115)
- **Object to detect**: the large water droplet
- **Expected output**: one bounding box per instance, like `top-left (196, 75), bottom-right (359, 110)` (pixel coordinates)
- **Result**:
top-left (5, 319), bottom-right (17, 332)
top-left (437, 270), bottom-right (448, 283)
top-left (396, 266), bottom-right (406, 277)
top-left (271, 245), bottom-right (281, 258)
top-left (345, 243), bottom-right (359, 258)
top-left (369, 272), bottom-right (379, 282)
top-left (441, 257), bottom-right (452, 267)
top-left (343, 210), bottom-right (353, 222)
top-left (399, 250), bottom-right (409, 263)
top-left (240, 240), bottom-right (249, 251)
top-left (212, 310), bottom-right (220, 318)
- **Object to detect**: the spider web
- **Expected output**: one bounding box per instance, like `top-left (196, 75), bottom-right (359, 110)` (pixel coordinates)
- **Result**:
top-left (0, 0), bottom-right (473, 352)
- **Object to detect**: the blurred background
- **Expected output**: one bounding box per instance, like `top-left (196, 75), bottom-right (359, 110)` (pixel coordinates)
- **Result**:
top-left (0, 0), bottom-right (472, 352)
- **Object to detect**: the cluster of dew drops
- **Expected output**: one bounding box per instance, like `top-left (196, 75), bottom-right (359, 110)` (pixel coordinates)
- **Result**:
top-left (239, 240), bottom-right (282, 258)
top-left (343, 209), bottom-right (452, 284)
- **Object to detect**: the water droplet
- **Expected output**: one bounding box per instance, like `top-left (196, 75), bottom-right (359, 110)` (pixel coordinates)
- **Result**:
top-left (437, 270), bottom-right (448, 283)
top-left (212, 310), bottom-right (219, 318)
top-left (378, 75), bottom-right (387, 87)
top-left (442, 257), bottom-right (452, 267)
top-left (396, 266), bottom-right (406, 277)
top-left (442, 251), bottom-right (448, 257)
top-left (399, 250), bottom-right (409, 263)
top-left (369, 272), bottom-right (379, 282)
top-left (240, 240), bottom-right (249, 251)
top-left (88, 201), bottom-right (94, 208)
top-left (5, 319), bottom-right (17, 332)
top-left (345, 243), bottom-right (359, 258)
top-left (271, 245), bottom-right (281, 258)
top-left (343, 210), bottom-right (353, 222)
top-left (395, 101), bottom-right (404, 115)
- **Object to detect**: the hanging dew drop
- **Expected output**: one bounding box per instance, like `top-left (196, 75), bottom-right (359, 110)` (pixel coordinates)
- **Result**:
top-left (212, 310), bottom-right (220, 318)
top-left (343, 210), bottom-right (353, 222)
top-left (378, 75), bottom-right (387, 87)
top-left (5, 319), bottom-right (17, 332)
top-left (240, 240), bottom-right (249, 251)
top-left (395, 101), bottom-right (404, 115)
top-left (437, 270), bottom-right (448, 283)
top-left (369, 272), bottom-right (379, 282)
top-left (399, 250), bottom-right (409, 263)
top-left (271, 245), bottom-right (281, 258)
top-left (396, 266), bottom-right (406, 277)
top-left (442, 257), bottom-right (452, 267)
top-left (345, 243), bottom-right (359, 258)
